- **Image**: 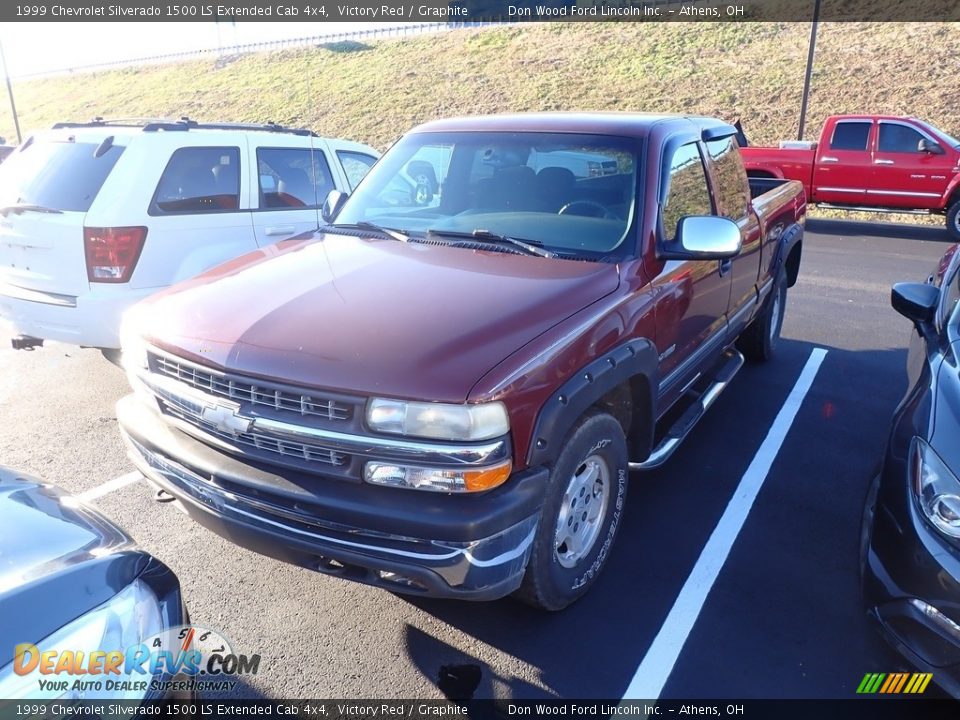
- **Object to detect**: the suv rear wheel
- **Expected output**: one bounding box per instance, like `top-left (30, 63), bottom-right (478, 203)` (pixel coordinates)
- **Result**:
top-left (515, 412), bottom-right (629, 611)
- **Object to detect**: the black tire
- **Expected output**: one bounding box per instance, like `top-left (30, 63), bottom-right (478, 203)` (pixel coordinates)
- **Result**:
top-left (737, 264), bottom-right (788, 362)
top-left (514, 412), bottom-right (629, 611)
top-left (947, 200), bottom-right (960, 241)
top-left (859, 469), bottom-right (881, 596)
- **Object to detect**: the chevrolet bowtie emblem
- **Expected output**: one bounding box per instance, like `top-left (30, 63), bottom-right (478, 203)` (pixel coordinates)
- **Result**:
top-left (200, 402), bottom-right (253, 436)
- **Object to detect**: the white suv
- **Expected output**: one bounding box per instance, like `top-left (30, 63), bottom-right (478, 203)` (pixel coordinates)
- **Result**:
top-left (0, 118), bottom-right (379, 354)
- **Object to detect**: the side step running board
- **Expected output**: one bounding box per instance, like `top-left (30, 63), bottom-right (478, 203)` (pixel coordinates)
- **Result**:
top-left (629, 348), bottom-right (745, 471)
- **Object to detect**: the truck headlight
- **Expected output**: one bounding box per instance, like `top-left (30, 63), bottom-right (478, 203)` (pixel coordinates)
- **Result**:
top-left (0, 580), bottom-right (163, 700)
top-left (912, 437), bottom-right (960, 539)
top-left (366, 399), bottom-right (509, 441)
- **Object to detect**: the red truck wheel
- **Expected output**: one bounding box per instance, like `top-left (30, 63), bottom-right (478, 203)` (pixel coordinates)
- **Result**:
top-left (514, 412), bottom-right (629, 611)
top-left (947, 200), bottom-right (960, 241)
top-left (738, 265), bottom-right (788, 362)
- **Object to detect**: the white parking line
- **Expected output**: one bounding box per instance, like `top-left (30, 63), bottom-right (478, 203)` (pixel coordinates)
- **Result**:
top-left (75, 472), bottom-right (142, 503)
top-left (623, 347), bottom-right (828, 700)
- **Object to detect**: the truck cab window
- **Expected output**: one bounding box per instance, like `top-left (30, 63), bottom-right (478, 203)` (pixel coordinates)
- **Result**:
top-left (829, 122), bottom-right (871, 151)
top-left (705, 136), bottom-right (749, 221)
top-left (878, 123), bottom-right (927, 154)
top-left (662, 141), bottom-right (713, 240)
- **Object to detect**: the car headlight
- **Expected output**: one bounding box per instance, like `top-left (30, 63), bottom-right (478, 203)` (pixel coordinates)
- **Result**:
top-left (0, 580), bottom-right (163, 700)
top-left (366, 399), bottom-right (509, 442)
top-left (912, 437), bottom-right (960, 539)
top-left (118, 308), bottom-right (148, 373)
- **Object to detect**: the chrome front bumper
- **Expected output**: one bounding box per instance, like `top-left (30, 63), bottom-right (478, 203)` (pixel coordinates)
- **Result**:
top-left (117, 394), bottom-right (547, 599)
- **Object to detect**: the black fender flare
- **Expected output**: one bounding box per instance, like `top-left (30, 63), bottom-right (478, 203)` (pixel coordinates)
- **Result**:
top-left (526, 338), bottom-right (659, 467)
top-left (771, 221), bottom-right (803, 288)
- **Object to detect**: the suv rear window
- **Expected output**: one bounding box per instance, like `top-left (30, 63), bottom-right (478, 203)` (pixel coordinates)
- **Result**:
top-left (0, 139), bottom-right (125, 212)
top-left (152, 146), bottom-right (241, 214)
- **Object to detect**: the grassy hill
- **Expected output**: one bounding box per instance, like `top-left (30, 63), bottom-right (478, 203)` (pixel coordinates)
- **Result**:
top-left (4, 22), bottom-right (959, 224)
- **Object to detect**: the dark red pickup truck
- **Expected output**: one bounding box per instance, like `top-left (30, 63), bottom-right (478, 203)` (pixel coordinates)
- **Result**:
top-left (741, 114), bottom-right (960, 239)
top-left (117, 113), bottom-right (805, 610)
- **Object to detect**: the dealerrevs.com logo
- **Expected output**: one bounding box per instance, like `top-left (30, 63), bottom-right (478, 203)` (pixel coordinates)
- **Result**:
top-left (13, 625), bottom-right (260, 696)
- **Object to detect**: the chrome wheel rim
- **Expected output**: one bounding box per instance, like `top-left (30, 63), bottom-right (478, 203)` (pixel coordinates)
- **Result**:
top-left (953, 212), bottom-right (960, 234)
top-left (770, 286), bottom-right (783, 343)
top-left (555, 454), bottom-right (609, 569)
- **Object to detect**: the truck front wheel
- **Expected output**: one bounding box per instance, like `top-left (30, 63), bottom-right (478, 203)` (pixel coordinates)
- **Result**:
top-left (947, 200), bottom-right (960, 241)
top-left (514, 412), bottom-right (629, 611)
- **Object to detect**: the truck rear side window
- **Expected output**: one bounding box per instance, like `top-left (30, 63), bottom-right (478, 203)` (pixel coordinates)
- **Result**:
top-left (705, 137), bottom-right (749, 221)
top-left (662, 142), bottom-right (713, 240)
top-left (0, 140), bottom-right (125, 212)
top-left (152, 147), bottom-right (241, 214)
top-left (829, 122), bottom-right (871, 151)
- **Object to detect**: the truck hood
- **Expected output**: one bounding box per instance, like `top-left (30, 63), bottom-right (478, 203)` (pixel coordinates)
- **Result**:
top-left (0, 471), bottom-right (134, 594)
top-left (139, 233), bottom-right (621, 402)
top-left (0, 470), bottom-right (150, 665)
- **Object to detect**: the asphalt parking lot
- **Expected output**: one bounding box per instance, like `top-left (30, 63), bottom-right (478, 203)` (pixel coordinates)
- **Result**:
top-left (1, 217), bottom-right (954, 700)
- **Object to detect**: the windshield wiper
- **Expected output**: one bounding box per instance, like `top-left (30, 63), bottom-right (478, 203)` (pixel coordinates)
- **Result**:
top-left (326, 221), bottom-right (409, 243)
top-left (426, 228), bottom-right (556, 259)
top-left (0, 204), bottom-right (64, 216)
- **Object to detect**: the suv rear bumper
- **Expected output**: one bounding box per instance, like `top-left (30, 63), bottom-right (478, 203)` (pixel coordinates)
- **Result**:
top-left (0, 283), bottom-right (157, 349)
top-left (117, 394), bottom-right (548, 600)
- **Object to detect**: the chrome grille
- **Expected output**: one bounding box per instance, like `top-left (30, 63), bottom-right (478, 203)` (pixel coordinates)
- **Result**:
top-left (150, 353), bottom-right (351, 422)
top-left (163, 403), bottom-right (348, 467)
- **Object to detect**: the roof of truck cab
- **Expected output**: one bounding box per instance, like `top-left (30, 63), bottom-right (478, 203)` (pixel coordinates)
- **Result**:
top-left (412, 112), bottom-right (731, 138)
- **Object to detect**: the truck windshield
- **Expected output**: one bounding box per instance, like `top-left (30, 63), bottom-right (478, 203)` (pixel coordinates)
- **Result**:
top-left (927, 121), bottom-right (960, 150)
top-left (333, 131), bottom-right (639, 260)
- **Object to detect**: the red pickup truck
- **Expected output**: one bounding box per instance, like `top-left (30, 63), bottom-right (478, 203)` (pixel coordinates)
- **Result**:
top-left (116, 113), bottom-right (805, 610)
top-left (740, 115), bottom-right (960, 239)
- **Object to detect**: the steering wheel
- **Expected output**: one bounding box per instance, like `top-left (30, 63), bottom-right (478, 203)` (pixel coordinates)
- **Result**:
top-left (558, 200), bottom-right (616, 219)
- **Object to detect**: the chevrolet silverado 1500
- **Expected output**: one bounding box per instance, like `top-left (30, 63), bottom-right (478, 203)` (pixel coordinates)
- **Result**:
top-left (117, 113), bottom-right (805, 610)
top-left (740, 114), bottom-right (960, 239)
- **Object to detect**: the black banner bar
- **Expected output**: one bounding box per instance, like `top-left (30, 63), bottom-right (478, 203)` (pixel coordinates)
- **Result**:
top-left (3, 0), bottom-right (960, 23)
top-left (1, 699), bottom-right (959, 720)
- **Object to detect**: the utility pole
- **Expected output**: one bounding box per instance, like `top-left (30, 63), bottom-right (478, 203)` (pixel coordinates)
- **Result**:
top-left (797, 0), bottom-right (821, 141)
top-left (0, 36), bottom-right (21, 144)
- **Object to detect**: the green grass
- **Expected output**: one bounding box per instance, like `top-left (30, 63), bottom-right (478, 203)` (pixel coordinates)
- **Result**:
top-left (4, 22), bottom-right (959, 227)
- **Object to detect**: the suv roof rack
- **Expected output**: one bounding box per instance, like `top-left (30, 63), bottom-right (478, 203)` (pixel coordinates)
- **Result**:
top-left (51, 116), bottom-right (318, 137)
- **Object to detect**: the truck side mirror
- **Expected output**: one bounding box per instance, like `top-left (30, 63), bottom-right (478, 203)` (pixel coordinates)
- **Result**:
top-left (891, 282), bottom-right (939, 330)
top-left (321, 189), bottom-right (349, 224)
top-left (661, 215), bottom-right (742, 260)
top-left (918, 138), bottom-right (944, 155)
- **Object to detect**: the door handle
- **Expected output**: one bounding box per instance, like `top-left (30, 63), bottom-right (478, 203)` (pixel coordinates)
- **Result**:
top-left (264, 226), bottom-right (296, 237)
top-left (718, 259), bottom-right (732, 277)
top-left (820, 156), bottom-right (839, 163)
top-left (874, 159), bottom-right (894, 165)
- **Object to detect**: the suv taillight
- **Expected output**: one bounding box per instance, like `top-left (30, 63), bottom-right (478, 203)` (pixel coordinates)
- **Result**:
top-left (83, 226), bottom-right (147, 283)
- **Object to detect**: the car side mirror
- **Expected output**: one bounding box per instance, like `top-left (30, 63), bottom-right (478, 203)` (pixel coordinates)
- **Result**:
top-left (891, 282), bottom-right (939, 331)
top-left (661, 215), bottom-right (742, 260)
top-left (918, 139), bottom-right (944, 155)
top-left (321, 189), bottom-right (348, 224)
